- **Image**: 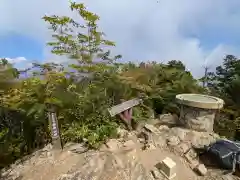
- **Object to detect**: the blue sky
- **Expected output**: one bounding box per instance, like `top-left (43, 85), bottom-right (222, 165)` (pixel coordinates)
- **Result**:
top-left (0, 33), bottom-right (43, 68)
top-left (1, 0), bottom-right (240, 77)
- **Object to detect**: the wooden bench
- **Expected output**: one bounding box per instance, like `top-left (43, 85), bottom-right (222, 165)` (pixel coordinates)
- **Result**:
top-left (108, 98), bottom-right (143, 130)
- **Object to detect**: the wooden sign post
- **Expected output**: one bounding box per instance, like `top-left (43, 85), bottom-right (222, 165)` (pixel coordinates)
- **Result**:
top-left (108, 98), bottom-right (143, 130)
top-left (48, 105), bottom-right (62, 150)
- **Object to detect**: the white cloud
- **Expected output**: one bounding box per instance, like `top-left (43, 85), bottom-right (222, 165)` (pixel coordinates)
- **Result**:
top-left (204, 44), bottom-right (239, 69)
top-left (1, 0), bottom-right (240, 77)
top-left (4, 57), bottom-right (27, 64)
top-left (1, 56), bottom-right (32, 70)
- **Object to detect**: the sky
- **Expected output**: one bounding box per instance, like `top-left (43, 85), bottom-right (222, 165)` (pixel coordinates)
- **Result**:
top-left (1, 0), bottom-right (240, 77)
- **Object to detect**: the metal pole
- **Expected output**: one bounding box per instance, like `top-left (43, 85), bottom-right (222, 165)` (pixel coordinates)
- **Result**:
top-left (203, 66), bottom-right (209, 88)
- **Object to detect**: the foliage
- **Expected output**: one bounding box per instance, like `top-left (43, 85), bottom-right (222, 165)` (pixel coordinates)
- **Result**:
top-left (0, 59), bottom-right (20, 93)
top-left (0, 57), bottom-right (204, 168)
top-left (118, 62), bottom-right (204, 115)
top-left (205, 55), bottom-right (240, 137)
top-left (42, 1), bottom-right (121, 75)
top-left (167, 60), bottom-right (186, 71)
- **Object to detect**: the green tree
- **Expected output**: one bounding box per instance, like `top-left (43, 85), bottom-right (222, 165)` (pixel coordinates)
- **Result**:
top-left (205, 55), bottom-right (240, 137)
top-left (208, 55), bottom-right (240, 94)
top-left (167, 60), bottom-right (186, 71)
top-left (0, 59), bottom-right (20, 92)
top-left (42, 1), bottom-right (121, 76)
top-left (118, 62), bottom-right (203, 115)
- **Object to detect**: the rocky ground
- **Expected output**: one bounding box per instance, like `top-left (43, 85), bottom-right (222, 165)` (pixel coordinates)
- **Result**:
top-left (1, 114), bottom-right (239, 180)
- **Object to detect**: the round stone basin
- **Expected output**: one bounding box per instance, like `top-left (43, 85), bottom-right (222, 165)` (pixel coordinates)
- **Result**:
top-left (176, 94), bottom-right (224, 109)
top-left (176, 94), bottom-right (224, 132)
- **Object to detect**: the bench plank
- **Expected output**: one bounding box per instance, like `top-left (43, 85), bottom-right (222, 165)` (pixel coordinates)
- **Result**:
top-left (108, 98), bottom-right (143, 117)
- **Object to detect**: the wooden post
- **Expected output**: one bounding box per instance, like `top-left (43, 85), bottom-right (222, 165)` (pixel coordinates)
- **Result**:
top-left (48, 105), bottom-right (62, 150)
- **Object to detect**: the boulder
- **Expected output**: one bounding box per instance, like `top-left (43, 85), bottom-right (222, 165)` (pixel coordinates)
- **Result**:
top-left (67, 143), bottom-right (88, 154)
top-left (153, 135), bottom-right (167, 149)
top-left (174, 142), bottom-right (191, 155)
top-left (195, 164), bottom-right (207, 176)
top-left (144, 124), bottom-right (160, 134)
top-left (151, 167), bottom-right (164, 179)
top-left (169, 127), bottom-right (189, 141)
top-left (58, 149), bottom-right (154, 180)
top-left (167, 136), bottom-right (180, 146)
top-left (167, 127), bottom-right (219, 149)
top-left (158, 125), bottom-right (170, 131)
top-left (184, 148), bottom-right (198, 165)
top-left (106, 139), bottom-right (122, 151)
top-left (158, 113), bottom-right (179, 126)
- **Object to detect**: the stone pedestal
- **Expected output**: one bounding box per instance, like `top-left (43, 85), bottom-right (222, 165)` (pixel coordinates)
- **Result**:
top-left (176, 94), bottom-right (224, 133)
top-left (159, 157), bottom-right (177, 179)
top-left (179, 105), bottom-right (216, 132)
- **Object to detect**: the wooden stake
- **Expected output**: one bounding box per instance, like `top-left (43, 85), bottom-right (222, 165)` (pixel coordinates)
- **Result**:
top-left (48, 107), bottom-right (62, 150)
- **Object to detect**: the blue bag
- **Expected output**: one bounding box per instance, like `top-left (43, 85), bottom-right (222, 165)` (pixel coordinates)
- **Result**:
top-left (206, 139), bottom-right (240, 171)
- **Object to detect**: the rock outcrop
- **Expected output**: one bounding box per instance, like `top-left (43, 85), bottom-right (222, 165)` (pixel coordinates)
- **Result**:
top-left (1, 114), bottom-right (238, 180)
top-left (57, 149), bottom-right (154, 180)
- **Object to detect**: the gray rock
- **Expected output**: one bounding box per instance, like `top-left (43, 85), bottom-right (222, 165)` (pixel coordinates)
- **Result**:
top-left (142, 131), bottom-right (165, 150)
top-left (58, 149), bottom-right (153, 180)
top-left (67, 143), bottom-right (88, 154)
top-left (144, 124), bottom-right (160, 134)
top-left (138, 131), bottom-right (150, 141)
top-left (167, 136), bottom-right (180, 146)
top-left (189, 159), bottom-right (200, 170)
top-left (47, 151), bottom-right (52, 157)
top-left (184, 148), bottom-right (198, 163)
top-left (134, 121), bottom-right (146, 132)
top-left (42, 143), bottom-right (53, 152)
top-left (138, 138), bottom-right (145, 144)
top-left (198, 170), bottom-right (237, 180)
top-left (222, 174), bottom-right (236, 180)
top-left (167, 128), bottom-right (218, 149)
top-left (106, 139), bottom-right (122, 151)
top-left (1, 170), bottom-right (22, 180)
top-left (58, 171), bottom-right (81, 180)
top-left (151, 167), bottom-right (164, 179)
top-left (210, 132), bottom-right (221, 140)
top-left (147, 119), bottom-right (161, 126)
top-left (158, 125), bottom-right (170, 131)
top-left (170, 127), bottom-right (188, 141)
top-left (145, 143), bottom-right (157, 150)
top-left (195, 164), bottom-right (207, 176)
top-left (159, 113), bottom-right (178, 125)
top-left (153, 136), bottom-right (167, 149)
top-left (190, 132), bottom-right (215, 149)
top-left (174, 142), bottom-right (190, 155)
